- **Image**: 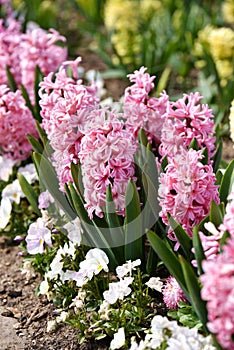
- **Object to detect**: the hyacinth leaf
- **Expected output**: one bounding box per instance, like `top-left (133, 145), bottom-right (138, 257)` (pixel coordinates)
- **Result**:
top-left (68, 182), bottom-right (119, 268)
top-left (167, 214), bottom-right (192, 260)
top-left (146, 246), bottom-right (160, 276)
top-left (201, 147), bottom-right (208, 165)
top-left (219, 159), bottom-right (234, 205)
top-left (192, 226), bottom-right (206, 276)
top-left (212, 140), bottom-right (223, 173)
top-left (209, 200), bottom-right (225, 227)
top-left (138, 128), bottom-right (148, 159)
top-left (6, 65), bottom-right (17, 92)
top-left (189, 137), bottom-right (199, 151)
top-left (17, 173), bottom-right (41, 217)
top-left (142, 172), bottom-right (159, 228)
top-left (70, 162), bottom-right (84, 199)
top-left (147, 230), bottom-right (188, 298)
top-left (160, 156), bottom-right (168, 172)
top-left (179, 255), bottom-right (208, 330)
top-left (215, 169), bottom-right (223, 186)
top-left (124, 180), bottom-right (143, 262)
top-left (33, 152), bottom-right (75, 219)
top-left (34, 65), bottom-right (43, 121)
top-left (35, 121), bottom-right (52, 154)
top-left (20, 83), bottom-right (38, 121)
top-left (27, 134), bottom-right (44, 154)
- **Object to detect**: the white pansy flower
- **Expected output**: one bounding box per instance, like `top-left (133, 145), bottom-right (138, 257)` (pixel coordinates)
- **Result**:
top-left (145, 277), bottom-right (163, 292)
top-left (0, 156), bottom-right (17, 181)
top-left (110, 327), bottom-right (125, 349)
top-left (79, 248), bottom-right (109, 279)
top-left (2, 179), bottom-right (23, 204)
top-left (0, 197), bottom-right (12, 229)
top-left (116, 259), bottom-right (141, 279)
top-left (56, 311), bottom-right (68, 323)
top-left (39, 280), bottom-right (50, 295)
top-left (64, 217), bottom-right (82, 246)
top-left (98, 300), bottom-right (110, 320)
top-left (18, 163), bottom-right (38, 183)
top-left (103, 277), bottom-right (134, 304)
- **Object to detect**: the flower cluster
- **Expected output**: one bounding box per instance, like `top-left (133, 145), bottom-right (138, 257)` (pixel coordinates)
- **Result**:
top-left (158, 147), bottom-right (219, 243)
top-left (129, 315), bottom-right (216, 349)
top-left (162, 276), bottom-right (188, 310)
top-left (159, 92), bottom-right (216, 161)
top-left (0, 13), bottom-right (67, 102)
top-left (0, 85), bottom-right (38, 160)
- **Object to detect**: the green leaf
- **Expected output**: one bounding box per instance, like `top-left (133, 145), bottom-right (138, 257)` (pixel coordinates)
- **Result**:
top-left (209, 200), bottom-right (224, 227)
top-left (68, 183), bottom-right (119, 268)
top-left (20, 83), bottom-right (38, 120)
top-left (6, 66), bottom-right (17, 91)
top-left (147, 230), bottom-right (188, 298)
top-left (124, 180), bottom-right (143, 261)
top-left (27, 134), bottom-right (44, 154)
top-left (192, 226), bottom-right (206, 276)
top-left (219, 159), bottom-right (234, 205)
top-left (17, 173), bottom-right (41, 216)
top-left (167, 214), bottom-right (192, 260)
top-left (35, 121), bottom-right (53, 157)
top-left (189, 138), bottom-right (199, 151)
top-left (34, 66), bottom-right (43, 121)
top-left (212, 140), bottom-right (223, 173)
top-left (70, 162), bottom-right (84, 198)
top-left (33, 152), bottom-right (75, 219)
top-left (179, 255), bottom-right (208, 329)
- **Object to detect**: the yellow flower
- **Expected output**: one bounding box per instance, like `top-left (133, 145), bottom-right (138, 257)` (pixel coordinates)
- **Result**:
top-left (215, 59), bottom-right (233, 85)
top-left (222, 0), bottom-right (234, 25)
top-left (229, 99), bottom-right (234, 144)
top-left (208, 27), bottom-right (234, 60)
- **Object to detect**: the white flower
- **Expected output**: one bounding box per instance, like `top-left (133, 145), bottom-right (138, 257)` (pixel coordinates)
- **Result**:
top-left (2, 179), bottom-right (23, 204)
top-left (56, 311), bottom-right (68, 323)
top-left (98, 300), bottom-right (110, 320)
top-left (79, 248), bottom-right (109, 279)
top-left (110, 327), bottom-right (125, 349)
top-left (0, 197), bottom-right (12, 229)
top-left (103, 277), bottom-right (134, 304)
top-left (47, 252), bottom-right (63, 280)
top-left (18, 163), bottom-right (38, 184)
top-left (39, 280), bottom-right (50, 295)
top-left (145, 277), bottom-right (163, 292)
top-left (64, 217), bottom-right (82, 246)
top-left (116, 259), bottom-right (141, 279)
top-left (0, 156), bottom-right (17, 181)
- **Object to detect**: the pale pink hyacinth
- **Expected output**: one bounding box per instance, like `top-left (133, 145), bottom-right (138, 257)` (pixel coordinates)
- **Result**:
top-left (159, 92), bottom-right (216, 162)
top-left (0, 85), bottom-right (37, 160)
top-left (39, 57), bottom-right (99, 190)
top-left (79, 113), bottom-right (137, 218)
top-left (200, 236), bottom-right (234, 350)
top-left (124, 66), bottom-right (168, 143)
top-left (162, 276), bottom-right (188, 310)
top-left (219, 191), bottom-right (234, 237)
top-left (158, 147), bottom-right (219, 244)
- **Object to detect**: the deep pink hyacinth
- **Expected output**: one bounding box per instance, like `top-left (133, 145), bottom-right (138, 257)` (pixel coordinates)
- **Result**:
top-left (159, 92), bottom-right (216, 162)
top-left (162, 276), bottom-right (188, 309)
top-left (200, 235), bottom-right (234, 350)
top-left (79, 111), bottom-right (137, 219)
top-left (39, 57), bottom-right (99, 190)
top-left (124, 66), bottom-right (168, 143)
top-left (0, 85), bottom-right (37, 160)
top-left (158, 147), bottom-right (219, 244)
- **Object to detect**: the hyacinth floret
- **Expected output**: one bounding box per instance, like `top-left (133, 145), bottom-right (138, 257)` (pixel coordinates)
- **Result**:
top-left (0, 85), bottom-right (37, 160)
top-left (158, 147), bottom-right (219, 243)
top-left (159, 92), bottom-right (216, 162)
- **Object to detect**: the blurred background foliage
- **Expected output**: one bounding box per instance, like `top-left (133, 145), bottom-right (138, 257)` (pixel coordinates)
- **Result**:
top-left (3, 0), bottom-right (234, 136)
